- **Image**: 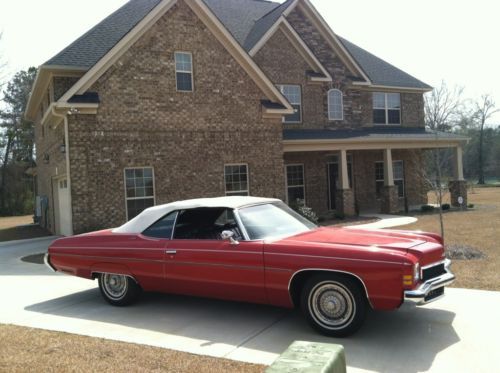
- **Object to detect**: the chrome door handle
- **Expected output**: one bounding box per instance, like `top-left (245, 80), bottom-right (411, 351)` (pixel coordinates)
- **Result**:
top-left (165, 250), bottom-right (177, 255)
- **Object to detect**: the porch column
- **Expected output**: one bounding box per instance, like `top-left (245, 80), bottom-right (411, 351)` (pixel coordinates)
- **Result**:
top-left (381, 148), bottom-right (399, 214)
top-left (449, 145), bottom-right (468, 207)
top-left (335, 149), bottom-right (355, 216)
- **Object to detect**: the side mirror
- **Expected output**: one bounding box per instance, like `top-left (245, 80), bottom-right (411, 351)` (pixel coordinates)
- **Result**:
top-left (221, 230), bottom-right (239, 245)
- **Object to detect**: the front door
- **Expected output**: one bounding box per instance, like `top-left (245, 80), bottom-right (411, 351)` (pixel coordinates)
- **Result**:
top-left (164, 207), bottom-right (267, 304)
top-left (327, 156), bottom-right (354, 211)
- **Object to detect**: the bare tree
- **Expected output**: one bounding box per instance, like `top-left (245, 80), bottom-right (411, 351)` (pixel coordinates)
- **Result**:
top-left (473, 94), bottom-right (498, 184)
top-left (0, 33), bottom-right (7, 89)
top-left (423, 82), bottom-right (464, 241)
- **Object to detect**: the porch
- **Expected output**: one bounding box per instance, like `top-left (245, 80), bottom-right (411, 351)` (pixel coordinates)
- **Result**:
top-left (282, 128), bottom-right (469, 216)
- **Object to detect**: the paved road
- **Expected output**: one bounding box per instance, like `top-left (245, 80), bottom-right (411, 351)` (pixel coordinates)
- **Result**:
top-left (1, 237), bottom-right (499, 372)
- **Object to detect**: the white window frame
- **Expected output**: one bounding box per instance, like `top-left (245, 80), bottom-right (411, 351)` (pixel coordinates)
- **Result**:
top-left (328, 89), bottom-right (344, 121)
top-left (277, 84), bottom-right (302, 123)
top-left (285, 164), bottom-right (306, 204)
top-left (373, 92), bottom-right (401, 125)
top-left (224, 163), bottom-right (249, 196)
top-left (174, 51), bottom-right (194, 92)
top-left (124, 167), bottom-right (156, 221)
top-left (375, 160), bottom-right (405, 199)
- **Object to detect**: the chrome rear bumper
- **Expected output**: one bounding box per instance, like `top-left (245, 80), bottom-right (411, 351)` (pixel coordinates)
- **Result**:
top-left (44, 253), bottom-right (57, 272)
top-left (404, 259), bottom-right (455, 305)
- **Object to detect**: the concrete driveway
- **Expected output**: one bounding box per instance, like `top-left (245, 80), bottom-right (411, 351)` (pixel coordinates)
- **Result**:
top-left (1, 237), bottom-right (499, 373)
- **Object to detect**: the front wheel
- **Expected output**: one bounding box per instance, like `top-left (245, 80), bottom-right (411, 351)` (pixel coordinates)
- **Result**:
top-left (98, 273), bottom-right (141, 306)
top-left (301, 274), bottom-right (367, 337)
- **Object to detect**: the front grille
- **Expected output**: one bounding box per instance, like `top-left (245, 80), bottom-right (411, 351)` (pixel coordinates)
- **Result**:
top-left (424, 287), bottom-right (444, 302)
top-left (422, 263), bottom-right (446, 282)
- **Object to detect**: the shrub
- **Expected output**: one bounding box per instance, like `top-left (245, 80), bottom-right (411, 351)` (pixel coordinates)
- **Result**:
top-left (421, 204), bottom-right (435, 213)
top-left (290, 199), bottom-right (319, 224)
top-left (441, 203), bottom-right (451, 211)
top-left (334, 212), bottom-right (345, 220)
top-left (467, 203), bottom-right (475, 209)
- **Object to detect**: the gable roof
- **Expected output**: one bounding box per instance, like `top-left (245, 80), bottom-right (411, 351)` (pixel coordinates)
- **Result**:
top-left (203, 0), bottom-right (278, 45)
top-left (31, 0), bottom-right (432, 118)
top-left (45, 0), bottom-right (163, 68)
top-left (338, 37), bottom-right (432, 90)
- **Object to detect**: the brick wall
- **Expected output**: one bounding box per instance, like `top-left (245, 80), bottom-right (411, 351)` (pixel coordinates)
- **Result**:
top-left (67, 1), bottom-right (286, 233)
top-left (286, 7), bottom-right (425, 128)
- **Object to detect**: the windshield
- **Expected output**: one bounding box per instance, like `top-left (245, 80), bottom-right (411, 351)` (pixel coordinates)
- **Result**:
top-left (238, 202), bottom-right (317, 240)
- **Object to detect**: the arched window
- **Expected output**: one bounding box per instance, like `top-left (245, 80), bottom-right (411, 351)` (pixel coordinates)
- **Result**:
top-left (328, 89), bottom-right (343, 121)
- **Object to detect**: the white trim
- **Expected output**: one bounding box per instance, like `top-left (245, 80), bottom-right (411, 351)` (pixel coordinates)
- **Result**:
top-left (124, 167), bottom-right (156, 221)
top-left (224, 163), bottom-right (250, 196)
top-left (285, 163), bottom-right (305, 205)
top-left (174, 51), bottom-right (194, 92)
top-left (353, 83), bottom-right (433, 93)
top-left (327, 89), bottom-right (344, 121)
top-left (283, 137), bottom-right (467, 152)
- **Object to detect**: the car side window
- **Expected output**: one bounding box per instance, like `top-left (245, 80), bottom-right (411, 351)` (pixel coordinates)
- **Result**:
top-left (142, 211), bottom-right (178, 239)
top-left (173, 207), bottom-right (243, 240)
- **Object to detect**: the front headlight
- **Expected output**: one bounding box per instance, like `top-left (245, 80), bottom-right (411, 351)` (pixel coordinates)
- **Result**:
top-left (413, 263), bottom-right (420, 282)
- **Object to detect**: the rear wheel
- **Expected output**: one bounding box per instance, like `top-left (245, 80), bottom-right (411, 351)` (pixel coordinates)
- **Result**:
top-left (98, 273), bottom-right (141, 306)
top-left (300, 274), bottom-right (367, 337)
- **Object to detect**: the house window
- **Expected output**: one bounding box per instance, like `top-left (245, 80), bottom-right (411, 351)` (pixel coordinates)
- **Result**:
top-left (277, 84), bottom-right (302, 123)
top-left (328, 89), bottom-right (343, 120)
top-left (373, 92), bottom-right (400, 125)
top-left (175, 52), bottom-right (193, 92)
top-left (124, 168), bottom-right (155, 220)
top-left (375, 161), bottom-right (405, 198)
top-left (224, 164), bottom-right (249, 196)
top-left (286, 164), bottom-right (305, 204)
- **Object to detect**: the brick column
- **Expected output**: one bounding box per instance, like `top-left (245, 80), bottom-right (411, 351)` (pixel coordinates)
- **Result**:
top-left (335, 189), bottom-right (355, 216)
top-left (449, 180), bottom-right (467, 207)
top-left (449, 146), bottom-right (467, 208)
top-left (336, 150), bottom-right (355, 216)
top-left (380, 185), bottom-right (399, 214)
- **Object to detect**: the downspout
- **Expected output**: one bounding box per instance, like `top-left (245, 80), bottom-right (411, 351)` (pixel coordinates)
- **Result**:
top-left (51, 106), bottom-right (74, 235)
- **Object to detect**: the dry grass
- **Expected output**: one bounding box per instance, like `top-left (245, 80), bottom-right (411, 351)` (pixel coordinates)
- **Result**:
top-left (0, 324), bottom-right (264, 373)
top-left (404, 187), bottom-right (500, 291)
top-left (0, 215), bottom-right (32, 230)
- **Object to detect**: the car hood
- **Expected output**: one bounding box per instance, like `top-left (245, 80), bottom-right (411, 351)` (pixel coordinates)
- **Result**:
top-left (276, 226), bottom-right (444, 262)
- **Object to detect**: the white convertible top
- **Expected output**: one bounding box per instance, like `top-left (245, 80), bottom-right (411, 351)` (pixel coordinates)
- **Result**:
top-left (112, 196), bottom-right (280, 234)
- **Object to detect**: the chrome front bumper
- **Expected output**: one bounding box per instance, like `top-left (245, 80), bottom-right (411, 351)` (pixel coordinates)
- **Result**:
top-left (404, 259), bottom-right (455, 305)
top-left (44, 253), bottom-right (57, 272)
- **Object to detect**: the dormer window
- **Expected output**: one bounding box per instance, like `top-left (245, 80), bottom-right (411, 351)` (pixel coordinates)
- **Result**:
top-left (328, 89), bottom-right (343, 121)
top-left (175, 52), bottom-right (193, 92)
top-left (373, 92), bottom-right (400, 125)
top-left (277, 84), bottom-right (302, 123)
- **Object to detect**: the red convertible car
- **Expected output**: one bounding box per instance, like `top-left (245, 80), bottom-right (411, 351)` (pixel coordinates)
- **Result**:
top-left (45, 196), bottom-right (455, 336)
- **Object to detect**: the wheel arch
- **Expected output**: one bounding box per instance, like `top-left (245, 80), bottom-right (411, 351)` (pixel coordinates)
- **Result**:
top-left (288, 269), bottom-right (372, 308)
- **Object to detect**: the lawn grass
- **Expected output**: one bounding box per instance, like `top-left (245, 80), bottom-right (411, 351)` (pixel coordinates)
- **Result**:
top-left (0, 215), bottom-right (51, 242)
top-left (404, 187), bottom-right (500, 291)
top-left (0, 324), bottom-right (265, 373)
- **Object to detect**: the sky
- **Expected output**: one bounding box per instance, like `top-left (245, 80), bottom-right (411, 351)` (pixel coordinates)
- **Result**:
top-left (1, 0), bottom-right (499, 123)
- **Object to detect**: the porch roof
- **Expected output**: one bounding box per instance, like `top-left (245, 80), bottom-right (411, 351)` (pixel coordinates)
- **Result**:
top-left (283, 127), bottom-right (469, 152)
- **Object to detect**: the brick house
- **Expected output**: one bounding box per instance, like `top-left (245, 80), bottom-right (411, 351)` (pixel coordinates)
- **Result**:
top-left (26, 0), bottom-right (468, 236)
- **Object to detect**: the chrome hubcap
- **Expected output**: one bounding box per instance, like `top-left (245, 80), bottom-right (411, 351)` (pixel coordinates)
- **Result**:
top-left (103, 274), bottom-right (128, 299)
top-left (310, 282), bottom-right (355, 329)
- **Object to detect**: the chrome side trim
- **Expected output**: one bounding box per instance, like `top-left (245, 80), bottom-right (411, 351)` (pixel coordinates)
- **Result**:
top-left (270, 252), bottom-right (402, 266)
top-left (405, 259), bottom-right (455, 305)
top-left (44, 253), bottom-right (57, 272)
top-left (91, 271), bottom-right (138, 284)
top-left (287, 268), bottom-right (373, 308)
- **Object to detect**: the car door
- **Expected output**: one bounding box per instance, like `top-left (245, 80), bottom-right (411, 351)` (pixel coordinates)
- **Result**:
top-left (164, 207), bottom-right (267, 304)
